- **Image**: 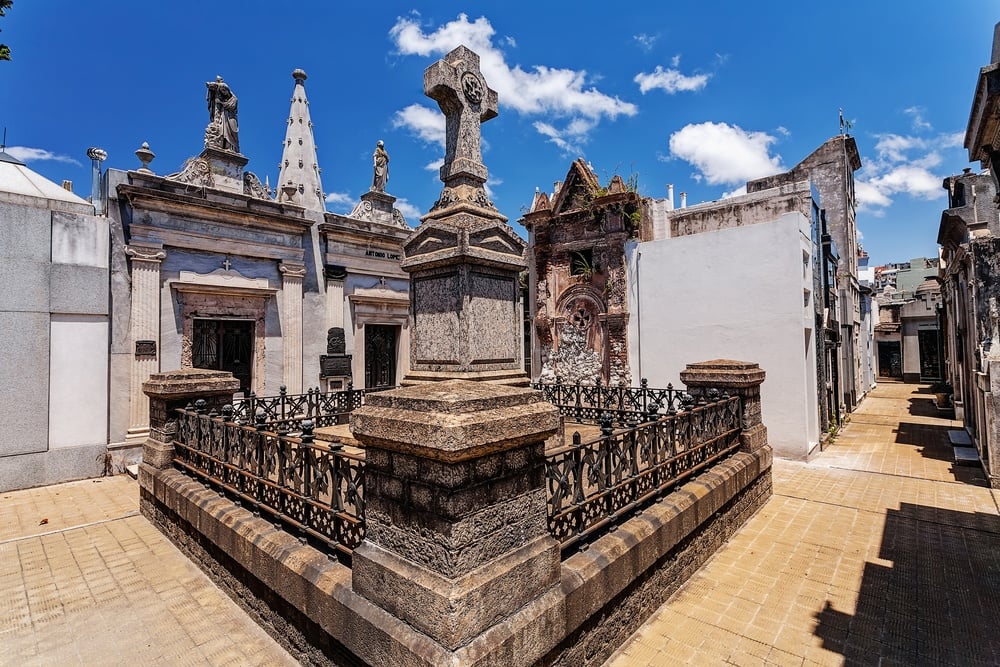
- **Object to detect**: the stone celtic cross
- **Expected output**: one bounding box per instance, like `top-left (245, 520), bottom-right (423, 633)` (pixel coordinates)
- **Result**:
top-left (424, 45), bottom-right (498, 186)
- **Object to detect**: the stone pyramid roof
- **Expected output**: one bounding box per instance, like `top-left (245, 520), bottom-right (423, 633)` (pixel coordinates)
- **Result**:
top-left (277, 69), bottom-right (326, 213)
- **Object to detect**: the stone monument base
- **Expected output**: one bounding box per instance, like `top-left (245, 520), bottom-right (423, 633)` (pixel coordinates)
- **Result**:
top-left (401, 368), bottom-right (530, 387)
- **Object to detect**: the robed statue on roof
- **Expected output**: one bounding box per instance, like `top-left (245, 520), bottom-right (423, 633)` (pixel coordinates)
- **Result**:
top-left (205, 76), bottom-right (240, 153)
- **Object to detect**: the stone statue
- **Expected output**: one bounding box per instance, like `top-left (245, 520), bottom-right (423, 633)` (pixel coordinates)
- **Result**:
top-left (372, 140), bottom-right (389, 192)
top-left (205, 76), bottom-right (239, 153)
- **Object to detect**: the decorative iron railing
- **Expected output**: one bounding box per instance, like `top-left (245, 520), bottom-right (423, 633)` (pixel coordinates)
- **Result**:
top-left (170, 384), bottom-right (744, 560)
top-left (172, 401), bottom-right (365, 559)
top-left (545, 392), bottom-right (742, 551)
top-left (532, 377), bottom-right (693, 425)
top-left (232, 385), bottom-right (367, 429)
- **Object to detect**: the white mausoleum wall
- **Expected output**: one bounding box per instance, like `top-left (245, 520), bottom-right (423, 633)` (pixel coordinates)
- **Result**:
top-left (627, 213), bottom-right (820, 459)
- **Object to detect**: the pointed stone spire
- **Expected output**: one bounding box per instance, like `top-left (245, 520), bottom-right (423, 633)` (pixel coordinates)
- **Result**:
top-left (277, 68), bottom-right (325, 212)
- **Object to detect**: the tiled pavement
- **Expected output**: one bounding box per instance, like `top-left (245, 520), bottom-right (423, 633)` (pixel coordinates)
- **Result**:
top-left (4, 382), bottom-right (999, 666)
top-left (605, 381), bottom-right (1000, 666)
top-left (0, 476), bottom-right (296, 666)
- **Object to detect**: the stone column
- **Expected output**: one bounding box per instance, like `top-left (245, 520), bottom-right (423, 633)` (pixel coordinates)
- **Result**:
top-left (139, 369), bottom-right (241, 471)
top-left (680, 359), bottom-right (768, 453)
top-left (280, 261), bottom-right (306, 393)
top-left (350, 379), bottom-right (561, 651)
top-left (125, 241), bottom-right (166, 442)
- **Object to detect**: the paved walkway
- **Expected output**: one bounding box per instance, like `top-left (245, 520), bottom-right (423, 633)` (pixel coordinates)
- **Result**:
top-left (5, 382), bottom-right (999, 666)
top-left (605, 381), bottom-right (1000, 666)
top-left (0, 476), bottom-right (296, 666)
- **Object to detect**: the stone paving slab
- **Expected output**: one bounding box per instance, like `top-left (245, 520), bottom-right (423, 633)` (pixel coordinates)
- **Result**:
top-left (605, 382), bottom-right (1000, 666)
top-left (0, 475), bottom-right (297, 666)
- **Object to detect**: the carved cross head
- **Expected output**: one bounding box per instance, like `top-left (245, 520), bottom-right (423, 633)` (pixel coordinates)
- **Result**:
top-left (423, 45), bottom-right (498, 185)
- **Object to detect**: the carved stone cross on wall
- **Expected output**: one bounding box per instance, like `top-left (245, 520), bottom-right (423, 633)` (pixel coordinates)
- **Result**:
top-left (424, 45), bottom-right (498, 186)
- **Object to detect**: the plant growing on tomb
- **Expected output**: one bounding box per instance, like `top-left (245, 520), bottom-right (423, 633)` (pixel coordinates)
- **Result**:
top-left (570, 250), bottom-right (597, 281)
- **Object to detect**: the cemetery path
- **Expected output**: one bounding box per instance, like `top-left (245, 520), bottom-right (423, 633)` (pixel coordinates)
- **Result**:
top-left (0, 475), bottom-right (297, 666)
top-left (604, 381), bottom-right (1000, 666)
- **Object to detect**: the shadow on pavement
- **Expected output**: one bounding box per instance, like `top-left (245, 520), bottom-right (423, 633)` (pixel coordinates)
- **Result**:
top-left (814, 502), bottom-right (1000, 665)
top-left (893, 421), bottom-right (988, 486)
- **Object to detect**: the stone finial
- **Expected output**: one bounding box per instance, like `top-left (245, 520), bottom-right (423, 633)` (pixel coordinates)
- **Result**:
top-left (292, 68), bottom-right (307, 83)
top-left (135, 142), bottom-right (155, 173)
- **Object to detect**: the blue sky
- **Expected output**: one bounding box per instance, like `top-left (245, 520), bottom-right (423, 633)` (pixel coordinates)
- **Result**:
top-left (0, 2), bottom-right (994, 266)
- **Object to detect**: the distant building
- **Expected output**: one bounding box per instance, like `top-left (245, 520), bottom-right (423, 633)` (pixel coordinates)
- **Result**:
top-left (0, 150), bottom-right (109, 491)
top-left (872, 258), bottom-right (942, 383)
top-left (0, 70), bottom-right (415, 491)
top-left (748, 135), bottom-right (865, 412)
top-left (104, 70), bottom-right (412, 452)
top-left (525, 136), bottom-right (871, 459)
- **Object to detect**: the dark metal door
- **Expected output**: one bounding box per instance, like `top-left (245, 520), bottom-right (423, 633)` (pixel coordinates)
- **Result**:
top-left (918, 330), bottom-right (941, 381)
top-left (365, 325), bottom-right (397, 389)
top-left (193, 319), bottom-right (253, 393)
top-left (878, 342), bottom-right (902, 378)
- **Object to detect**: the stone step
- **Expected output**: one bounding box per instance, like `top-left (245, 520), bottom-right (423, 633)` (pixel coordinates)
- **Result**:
top-left (953, 446), bottom-right (980, 466)
top-left (948, 429), bottom-right (973, 446)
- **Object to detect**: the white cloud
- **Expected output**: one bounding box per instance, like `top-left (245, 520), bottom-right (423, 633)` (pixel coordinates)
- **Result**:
top-left (634, 64), bottom-right (709, 94)
top-left (394, 197), bottom-right (422, 221)
top-left (856, 129), bottom-right (960, 212)
top-left (668, 122), bottom-right (784, 186)
top-left (855, 180), bottom-right (891, 212)
top-left (390, 13), bottom-right (636, 152)
top-left (424, 158), bottom-right (444, 172)
top-left (873, 133), bottom-right (928, 162)
top-left (485, 175), bottom-right (502, 199)
top-left (865, 165), bottom-right (941, 201)
top-left (670, 54), bottom-right (680, 68)
top-left (6, 146), bottom-right (82, 166)
top-left (776, 126), bottom-right (791, 137)
top-left (533, 120), bottom-right (587, 155)
top-left (392, 104), bottom-right (446, 146)
top-left (903, 106), bottom-right (933, 132)
top-left (634, 33), bottom-right (659, 51)
top-left (941, 131), bottom-right (965, 149)
top-left (324, 191), bottom-right (353, 205)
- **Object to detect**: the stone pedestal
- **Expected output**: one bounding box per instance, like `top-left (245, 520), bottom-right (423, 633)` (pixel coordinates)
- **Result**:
top-left (680, 359), bottom-right (768, 453)
top-left (201, 146), bottom-right (248, 194)
top-left (350, 379), bottom-right (561, 650)
top-left (140, 369), bottom-right (240, 470)
top-left (349, 190), bottom-right (408, 228)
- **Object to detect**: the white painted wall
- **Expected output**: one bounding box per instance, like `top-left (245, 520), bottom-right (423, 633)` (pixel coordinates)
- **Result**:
top-left (48, 314), bottom-right (109, 448)
top-left (627, 213), bottom-right (820, 459)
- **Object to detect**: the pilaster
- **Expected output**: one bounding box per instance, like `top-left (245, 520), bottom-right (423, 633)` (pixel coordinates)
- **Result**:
top-left (280, 261), bottom-right (307, 393)
top-left (125, 241), bottom-right (166, 442)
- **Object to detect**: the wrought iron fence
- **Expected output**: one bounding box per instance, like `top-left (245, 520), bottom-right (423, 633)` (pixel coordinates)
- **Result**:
top-left (545, 391), bottom-right (742, 551)
top-left (232, 385), bottom-right (367, 429)
top-left (170, 384), bottom-right (744, 561)
top-left (532, 377), bottom-right (693, 425)
top-left (172, 401), bottom-right (365, 559)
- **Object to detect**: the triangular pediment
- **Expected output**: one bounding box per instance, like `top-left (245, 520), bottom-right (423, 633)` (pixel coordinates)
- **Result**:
top-left (403, 225), bottom-right (460, 258)
top-left (551, 158), bottom-right (601, 215)
top-left (469, 224), bottom-right (527, 256)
